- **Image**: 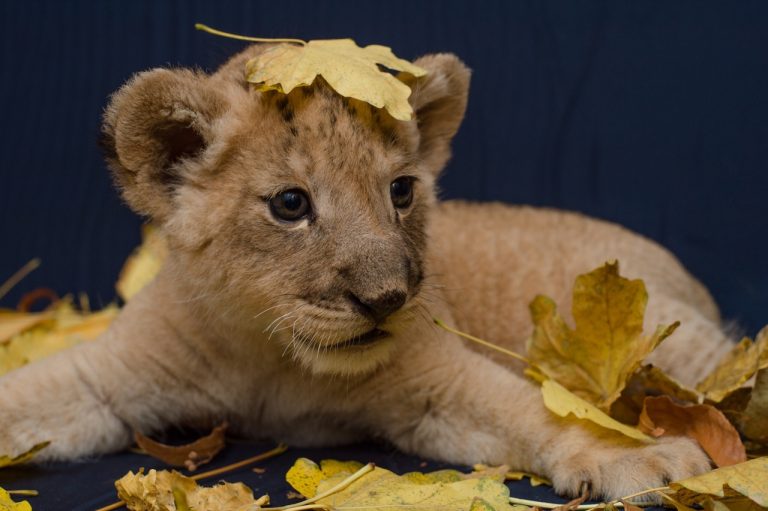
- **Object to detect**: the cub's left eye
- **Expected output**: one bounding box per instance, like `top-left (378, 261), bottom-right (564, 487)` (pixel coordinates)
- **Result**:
top-left (269, 189), bottom-right (311, 222)
top-left (390, 177), bottom-right (414, 209)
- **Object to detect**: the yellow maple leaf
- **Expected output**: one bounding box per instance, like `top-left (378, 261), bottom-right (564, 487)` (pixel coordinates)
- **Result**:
top-left (669, 457), bottom-right (768, 508)
top-left (696, 327), bottom-right (768, 403)
top-left (244, 39), bottom-right (427, 121)
top-left (527, 261), bottom-right (678, 411)
top-left (541, 379), bottom-right (652, 442)
top-left (115, 469), bottom-right (265, 511)
top-left (0, 488), bottom-right (32, 511)
top-left (286, 458), bottom-right (510, 511)
top-left (194, 24), bottom-right (426, 121)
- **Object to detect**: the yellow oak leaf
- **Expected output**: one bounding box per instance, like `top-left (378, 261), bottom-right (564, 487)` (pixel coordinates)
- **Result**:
top-left (286, 458), bottom-right (363, 499)
top-left (115, 469), bottom-right (264, 511)
top-left (116, 225), bottom-right (168, 302)
top-left (0, 442), bottom-right (50, 469)
top-left (669, 457), bottom-right (768, 508)
top-left (244, 39), bottom-right (427, 121)
top-left (0, 488), bottom-right (32, 511)
top-left (696, 327), bottom-right (768, 403)
top-left (286, 458), bottom-right (510, 511)
top-left (0, 310), bottom-right (56, 345)
top-left (541, 379), bottom-right (652, 442)
top-left (527, 262), bottom-right (678, 411)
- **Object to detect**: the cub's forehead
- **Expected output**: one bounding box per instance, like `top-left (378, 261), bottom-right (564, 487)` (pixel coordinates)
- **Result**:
top-left (226, 82), bottom-right (419, 180)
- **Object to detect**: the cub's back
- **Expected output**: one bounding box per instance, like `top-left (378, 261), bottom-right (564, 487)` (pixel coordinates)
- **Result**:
top-left (426, 201), bottom-right (719, 361)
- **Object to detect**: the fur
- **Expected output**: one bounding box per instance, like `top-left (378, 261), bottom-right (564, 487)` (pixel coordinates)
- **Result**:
top-left (0, 46), bottom-right (733, 500)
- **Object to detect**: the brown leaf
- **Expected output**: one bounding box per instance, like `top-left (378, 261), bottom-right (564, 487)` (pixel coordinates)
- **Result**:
top-left (134, 423), bottom-right (227, 471)
top-left (742, 369), bottom-right (768, 443)
top-left (638, 396), bottom-right (746, 467)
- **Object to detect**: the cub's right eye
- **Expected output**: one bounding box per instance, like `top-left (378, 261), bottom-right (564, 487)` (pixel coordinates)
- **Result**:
top-left (269, 189), bottom-right (311, 222)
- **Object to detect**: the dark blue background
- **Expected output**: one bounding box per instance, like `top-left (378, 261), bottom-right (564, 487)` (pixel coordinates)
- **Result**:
top-left (1, 0), bottom-right (766, 334)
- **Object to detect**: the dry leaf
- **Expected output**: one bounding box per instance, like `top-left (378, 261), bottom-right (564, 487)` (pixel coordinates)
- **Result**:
top-left (742, 369), bottom-right (768, 443)
top-left (669, 457), bottom-right (768, 508)
top-left (116, 225), bottom-right (168, 302)
top-left (541, 379), bottom-right (651, 441)
top-left (245, 39), bottom-right (427, 121)
top-left (638, 396), bottom-right (746, 467)
top-left (134, 423), bottom-right (227, 471)
top-left (527, 262), bottom-right (677, 411)
top-left (115, 469), bottom-right (264, 511)
top-left (0, 301), bottom-right (117, 376)
top-left (285, 458), bottom-right (364, 498)
top-left (0, 442), bottom-right (50, 469)
top-left (505, 471), bottom-right (551, 487)
top-left (286, 458), bottom-right (510, 510)
top-left (0, 310), bottom-right (56, 345)
top-left (0, 488), bottom-right (32, 511)
top-left (696, 327), bottom-right (768, 403)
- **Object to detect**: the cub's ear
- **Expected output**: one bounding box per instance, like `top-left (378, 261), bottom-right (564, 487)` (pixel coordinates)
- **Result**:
top-left (407, 53), bottom-right (471, 175)
top-left (101, 68), bottom-right (228, 222)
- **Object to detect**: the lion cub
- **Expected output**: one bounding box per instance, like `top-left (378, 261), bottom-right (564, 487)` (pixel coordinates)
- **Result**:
top-left (0, 46), bottom-right (733, 500)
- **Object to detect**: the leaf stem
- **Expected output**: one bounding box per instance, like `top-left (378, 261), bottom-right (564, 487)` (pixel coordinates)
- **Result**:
top-left (7, 490), bottom-right (38, 496)
top-left (195, 24), bottom-right (306, 45)
top-left (0, 258), bottom-right (41, 301)
top-left (508, 485), bottom-right (669, 510)
top-left (264, 463), bottom-right (375, 511)
top-left (433, 318), bottom-right (531, 365)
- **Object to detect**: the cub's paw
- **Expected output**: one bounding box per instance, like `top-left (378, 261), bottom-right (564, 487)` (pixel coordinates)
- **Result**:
top-left (550, 436), bottom-right (711, 502)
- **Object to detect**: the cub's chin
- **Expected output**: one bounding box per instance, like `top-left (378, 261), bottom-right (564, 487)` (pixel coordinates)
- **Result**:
top-left (291, 332), bottom-right (398, 376)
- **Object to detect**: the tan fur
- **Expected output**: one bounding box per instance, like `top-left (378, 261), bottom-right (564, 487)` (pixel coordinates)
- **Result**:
top-left (0, 46), bottom-right (733, 500)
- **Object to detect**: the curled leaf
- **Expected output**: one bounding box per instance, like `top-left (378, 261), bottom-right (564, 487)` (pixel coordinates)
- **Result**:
top-left (0, 442), bottom-right (50, 469)
top-left (541, 379), bottom-right (651, 441)
top-left (742, 368), bottom-right (768, 443)
top-left (134, 423), bottom-right (227, 471)
top-left (696, 328), bottom-right (768, 403)
top-left (115, 469), bottom-right (263, 511)
top-left (245, 39), bottom-right (427, 121)
top-left (638, 396), bottom-right (746, 467)
top-left (528, 262), bottom-right (677, 411)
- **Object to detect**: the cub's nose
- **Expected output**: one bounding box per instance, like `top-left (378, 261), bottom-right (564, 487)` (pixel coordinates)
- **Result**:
top-left (348, 289), bottom-right (407, 323)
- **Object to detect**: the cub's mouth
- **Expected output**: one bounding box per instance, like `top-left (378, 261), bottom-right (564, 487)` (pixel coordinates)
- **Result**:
top-left (337, 328), bottom-right (390, 348)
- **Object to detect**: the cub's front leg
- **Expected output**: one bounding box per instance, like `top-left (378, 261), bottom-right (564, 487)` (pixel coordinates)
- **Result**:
top-left (362, 329), bottom-right (711, 501)
top-left (0, 295), bottom-right (224, 460)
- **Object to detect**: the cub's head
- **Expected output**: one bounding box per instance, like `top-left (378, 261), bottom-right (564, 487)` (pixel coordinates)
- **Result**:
top-left (102, 45), bottom-right (470, 374)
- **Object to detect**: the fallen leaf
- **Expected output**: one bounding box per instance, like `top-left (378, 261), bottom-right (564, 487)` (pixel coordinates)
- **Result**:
top-left (669, 457), bottom-right (768, 508)
top-left (638, 396), bottom-right (746, 467)
top-left (541, 379), bottom-right (652, 441)
top-left (0, 442), bottom-right (50, 469)
top-left (504, 471), bottom-right (551, 487)
top-left (0, 488), bottom-right (32, 511)
top-left (116, 225), bottom-right (168, 302)
top-left (696, 328), bottom-right (768, 403)
top-left (527, 262), bottom-right (678, 411)
top-left (245, 39), bottom-right (427, 121)
top-left (741, 369), bottom-right (768, 443)
top-left (115, 469), bottom-right (264, 511)
top-left (0, 310), bottom-right (56, 345)
top-left (285, 458), bottom-right (364, 498)
top-left (134, 423), bottom-right (227, 471)
top-left (0, 301), bottom-right (117, 376)
top-left (286, 458), bottom-right (510, 510)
